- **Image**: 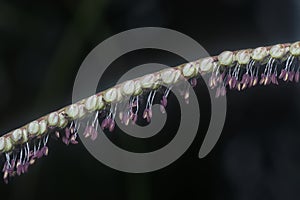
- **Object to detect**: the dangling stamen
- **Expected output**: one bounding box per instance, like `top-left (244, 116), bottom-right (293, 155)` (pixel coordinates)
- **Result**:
top-left (108, 104), bottom-right (117, 132)
top-left (5, 153), bottom-right (11, 169)
top-left (148, 90), bottom-right (156, 119)
top-left (74, 119), bottom-right (80, 135)
top-left (55, 131), bottom-right (60, 138)
top-left (190, 78), bottom-right (197, 87)
top-left (143, 91), bottom-right (154, 122)
top-left (16, 148), bottom-right (23, 176)
top-left (143, 90), bottom-right (156, 121)
top-left (41, 134), bottom-right (49, 156)
top-left (280, 55), bottom-right (294, 81)
top-left (8, 154), bottom-right (16, 176)
top-left (83, 120), bottom-right (90, 138)
top-left (100, 104), bottom-right (116, 132)
top-left (160, 87), bottom-right (170, 113)
top-left (118, 100), bottom-right (129, 125)
top-left (2, 153), bottom-right (11, 183)
top-left (215, 67), bottom-right (227, 97)
top-left (32, 139), bottom-right (43, 159)
top-left (271, 59), bottom-right (278, 85)
top-left (26, 143), bottom-right (30, 162)
top-left (101, 116), bottom-right (109, 130)
top-left (263, 58), bottom-right (274, 85)
top-left (229, 64), bottom-right (240, 89)
top-left (241, 63), bottom-right (252, 90)
top-left (24, 149), bottom-right (30, 172)
top-left (209, 65), bottom-right (220, 89)
top-left (218, 68), bottom-right (228, 97)
top-left (83, 110), bottom-right (99, 140)
top-left (132, 95), bottom-right (139, 124)
top-left (248, 61), bottom-right (255, 87)
top-left (37, 139), bottom-right (41, 151)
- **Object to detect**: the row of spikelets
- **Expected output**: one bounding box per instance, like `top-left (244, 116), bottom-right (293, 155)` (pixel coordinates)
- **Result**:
top-left (0, 41), bottom-right (300, 183)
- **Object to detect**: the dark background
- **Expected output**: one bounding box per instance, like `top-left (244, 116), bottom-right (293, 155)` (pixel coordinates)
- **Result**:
top-left (0, 0), bottom-right (300, 199)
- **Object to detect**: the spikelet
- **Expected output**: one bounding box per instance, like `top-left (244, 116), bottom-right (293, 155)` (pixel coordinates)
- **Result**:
top-left (1, 41), bottom-right (300, 183)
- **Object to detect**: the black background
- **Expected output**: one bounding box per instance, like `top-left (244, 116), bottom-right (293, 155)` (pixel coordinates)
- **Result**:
top-left (0, 0), bottom-right (300, 199)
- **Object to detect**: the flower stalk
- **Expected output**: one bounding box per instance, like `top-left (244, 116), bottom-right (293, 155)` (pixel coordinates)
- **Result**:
top-left (1, 41), bottom-right (300, 183)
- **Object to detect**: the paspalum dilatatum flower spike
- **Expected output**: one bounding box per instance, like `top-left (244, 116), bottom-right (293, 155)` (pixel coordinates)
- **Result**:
top-left (1, 41), bottom-right (300, 183)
